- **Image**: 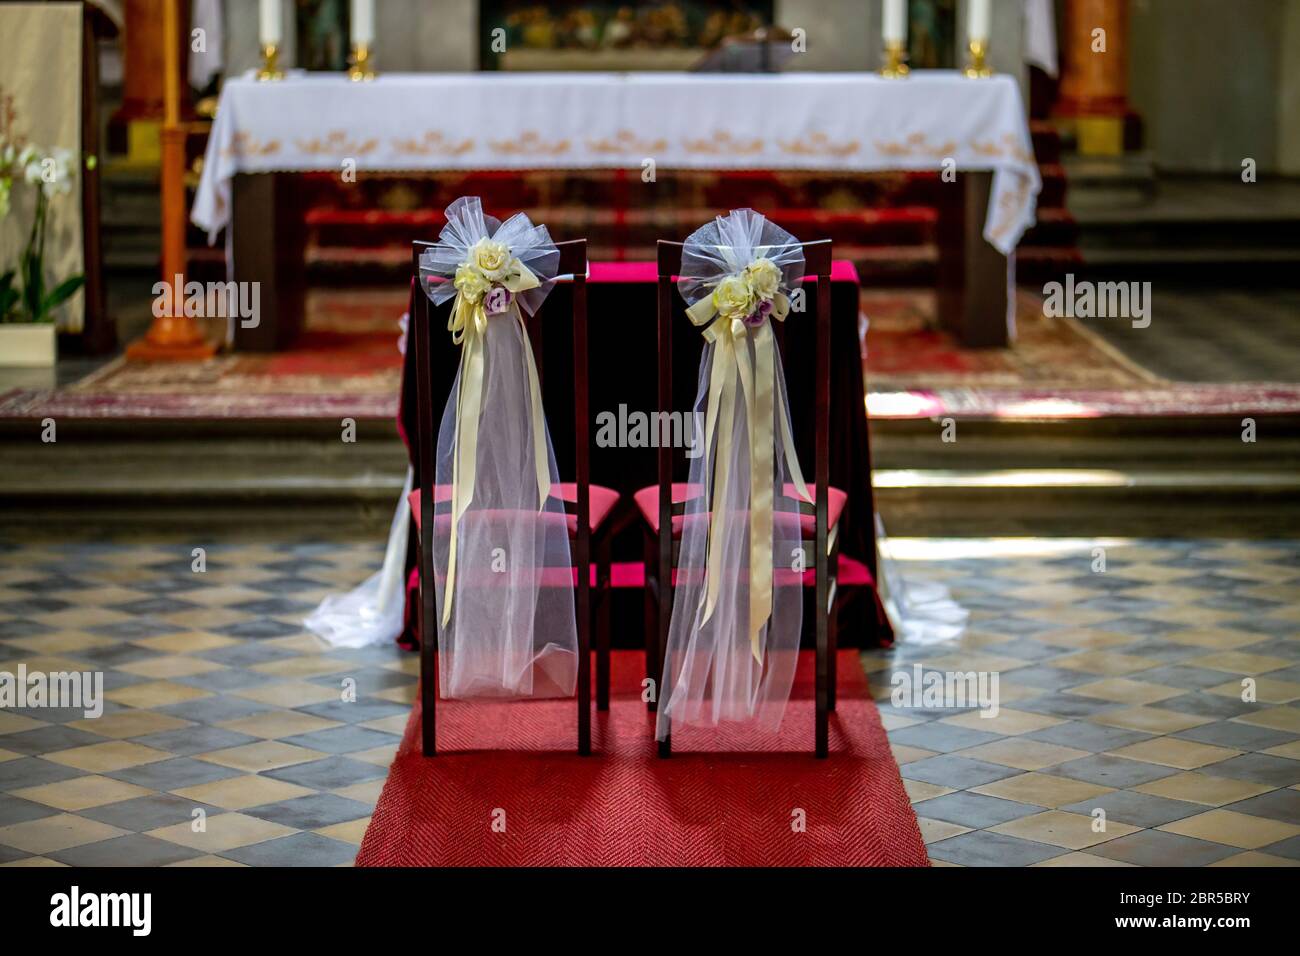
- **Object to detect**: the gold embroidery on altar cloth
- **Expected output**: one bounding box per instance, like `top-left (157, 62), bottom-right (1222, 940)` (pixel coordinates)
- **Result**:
top-left (777, 132), bottom-right (860, 158)
top-left (391, 131), bottom-right (475, 157)
top-left (873, 132), bottom-right (957, 159)
top-left (987, 177), bottom-right (1032, 244)
top-left (681, 130), bottom-right (763, 156)
top-left (223, 131), bottom-right (281, 158)
top-left (971, 133), bottom-right (1036, 165)
top-left (586, 129), bottom-right (668, 154)
top-left (488, 131), bottom-right (571, 156)
top-left (295, 130), bottom-right (379, 156)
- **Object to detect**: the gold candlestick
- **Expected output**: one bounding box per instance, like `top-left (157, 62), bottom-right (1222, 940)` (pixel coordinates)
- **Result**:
top-left (347, 43), bottom-right (376, 82)
top-left (256, 43), bottom-right (284, 81)
top-left (963, 39), bottom-right (992, 78)
top-left (880, 40), bottom-right (910, 79)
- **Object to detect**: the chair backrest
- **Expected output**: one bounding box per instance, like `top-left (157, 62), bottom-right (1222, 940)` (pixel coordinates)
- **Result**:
top-left (408, 236), bottom-right (592, 575)
top-left (409, 236), bottom-right (592, 756)
top-left (653, 237), bottom-right (833, 606)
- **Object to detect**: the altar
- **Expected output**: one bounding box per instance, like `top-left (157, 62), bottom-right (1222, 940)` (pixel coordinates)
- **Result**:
top-left (192, 70), bottom-right (1040, 350)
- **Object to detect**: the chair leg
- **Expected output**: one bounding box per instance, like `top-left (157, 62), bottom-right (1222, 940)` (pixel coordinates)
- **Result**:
top-left (421, 658), bottom-right (436, 757)
top-left (828, 593), bottom-right (839, 713)
top-left (815, 590), bottom-right (829, 760)
top-left (596, 544), bottom-right (611, 712)
top-left (642, 535), bottom-right (659, 712)
top-left (419, 557), bottom-right (436, 758)
top-left (656, 580), bottom-right (671, 758)
top-left (577, 576), bottom-right (592, 758)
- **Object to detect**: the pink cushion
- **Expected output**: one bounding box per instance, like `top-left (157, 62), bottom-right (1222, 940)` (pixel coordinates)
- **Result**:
top-left (633, 482), bottom-right (846, 539)
top-left (549, 482), bottom-right (619, 532)
top-left (408, 482), bottom-right (618, 536)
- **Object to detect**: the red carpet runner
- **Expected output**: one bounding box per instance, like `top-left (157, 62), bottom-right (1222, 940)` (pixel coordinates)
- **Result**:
top-left (356, 651), bottom-right (929, 866)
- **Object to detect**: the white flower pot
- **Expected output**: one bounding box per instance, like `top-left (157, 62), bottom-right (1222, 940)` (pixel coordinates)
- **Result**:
top-left (0, 323), bottom-right (58, 367)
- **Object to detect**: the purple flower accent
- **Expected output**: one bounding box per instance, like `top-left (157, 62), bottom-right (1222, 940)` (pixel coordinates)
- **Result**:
top-left (744, 298), bottom-right (773, 327)
top-left (484, 285), bottom-right (513, 315)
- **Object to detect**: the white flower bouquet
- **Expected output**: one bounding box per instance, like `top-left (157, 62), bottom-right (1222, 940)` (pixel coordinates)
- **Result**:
top-left (1, 140), bottom-right (83, 324)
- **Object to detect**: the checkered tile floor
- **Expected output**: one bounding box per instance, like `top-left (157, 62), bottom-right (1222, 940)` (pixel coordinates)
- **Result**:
top-left (870, 539), bottom-right (1300, 867)
top-left (0, 537), bottom-right (410, 867)
top-left (1, 535), bottom-right (1297, 866)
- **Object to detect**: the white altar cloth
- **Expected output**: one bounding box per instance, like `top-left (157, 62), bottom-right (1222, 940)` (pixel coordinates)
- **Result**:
top-left (193, 71), bottom-right (1039, 255)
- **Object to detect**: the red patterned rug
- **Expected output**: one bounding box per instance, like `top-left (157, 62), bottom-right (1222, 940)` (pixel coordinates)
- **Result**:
top-left (355, 650), bottom-right (929, 867)
top-left (864, 288), bottom-right (1161, 389)
top-left (4, 286), bottom-right (1298, 421)
top-left (0, 289), bottom-right (406, 421)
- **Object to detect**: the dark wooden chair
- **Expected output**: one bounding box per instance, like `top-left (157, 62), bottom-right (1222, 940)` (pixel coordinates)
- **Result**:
top-left (409, 238), bottom-right (617, 756)
top-left (638, 238), bottom-right (842, 759)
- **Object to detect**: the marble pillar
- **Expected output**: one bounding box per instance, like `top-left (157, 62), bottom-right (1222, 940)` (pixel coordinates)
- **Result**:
top-left (1055, 0), bottom-right (1128, 154)
top-left (110, 0), bottom-right (193, 157)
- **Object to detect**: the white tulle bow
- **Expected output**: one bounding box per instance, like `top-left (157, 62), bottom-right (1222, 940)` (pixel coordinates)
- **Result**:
top-left (419, 197), bottom-right (559, 627)
top-left (678, 209), bottom-right (812, 663)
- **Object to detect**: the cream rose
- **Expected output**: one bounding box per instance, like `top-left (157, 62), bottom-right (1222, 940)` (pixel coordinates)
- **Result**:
top-left (712, 274), bottom-right (755, 323)
top-left (471, 237), bottom-right (512, 281)
top-left (453, 262), bottom-right (490, 303)
top-left (745, 258), bottom-right (781, 301)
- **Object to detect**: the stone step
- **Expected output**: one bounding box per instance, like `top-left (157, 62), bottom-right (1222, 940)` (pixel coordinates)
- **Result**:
top-left (0, 428), bottom-right (408, 534)
top-left (1077, 218), bottom-right (1300, 251)
top-left (2, 418), bottom-right (1295, 536)
top-left (1072, 246), bottom-right (1300, 285)
top-left (1063, 153), bottom-right (1158, 206)
top-left (876, 468), bottom-right (1300, 536)
top-left (869, 415), bottom-right (1300, 469)
top-left (1020, 207), bottom-right (1080, 247)
top-left (1030, 121), bottom-right (1063, 166)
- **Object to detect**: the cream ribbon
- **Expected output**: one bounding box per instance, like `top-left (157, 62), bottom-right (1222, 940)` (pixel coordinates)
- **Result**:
top-left (442, 260), bottom-right (549, 626)
top-left (686, 287), bottom-right (811, 663)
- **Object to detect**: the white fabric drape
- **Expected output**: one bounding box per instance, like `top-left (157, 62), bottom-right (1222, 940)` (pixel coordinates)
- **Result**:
top-left (305, 468), bottom-right (412, 649)
top-left (1023, 0), bottom-right (1059, 77)
top-left (305, 309), bottom-right (410, 650)
top-left (875, 516), bottom-right (970, 646)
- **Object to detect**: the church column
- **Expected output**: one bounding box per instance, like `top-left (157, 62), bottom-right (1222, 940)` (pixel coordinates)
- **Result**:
top-left (109, 0), bottom-right (193, 159)
top-left (1055, 0), bottom-right (1131, 155)
top-left (126, 0), bottom-right (215, 361)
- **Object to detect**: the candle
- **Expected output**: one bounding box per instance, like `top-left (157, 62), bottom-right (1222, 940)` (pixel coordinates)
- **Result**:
top-left (882, 0), bottom-right (907, 44)
top-left (968, 0), bottom-right (991, 41)
top-left (259, 0), bottom-right (281, 46)
top-left (352, 0), bottom-right (375, 46)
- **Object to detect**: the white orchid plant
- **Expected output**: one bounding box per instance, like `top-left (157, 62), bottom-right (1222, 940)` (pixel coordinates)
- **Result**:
top-left (1, 141), bottom-right (84, 324)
